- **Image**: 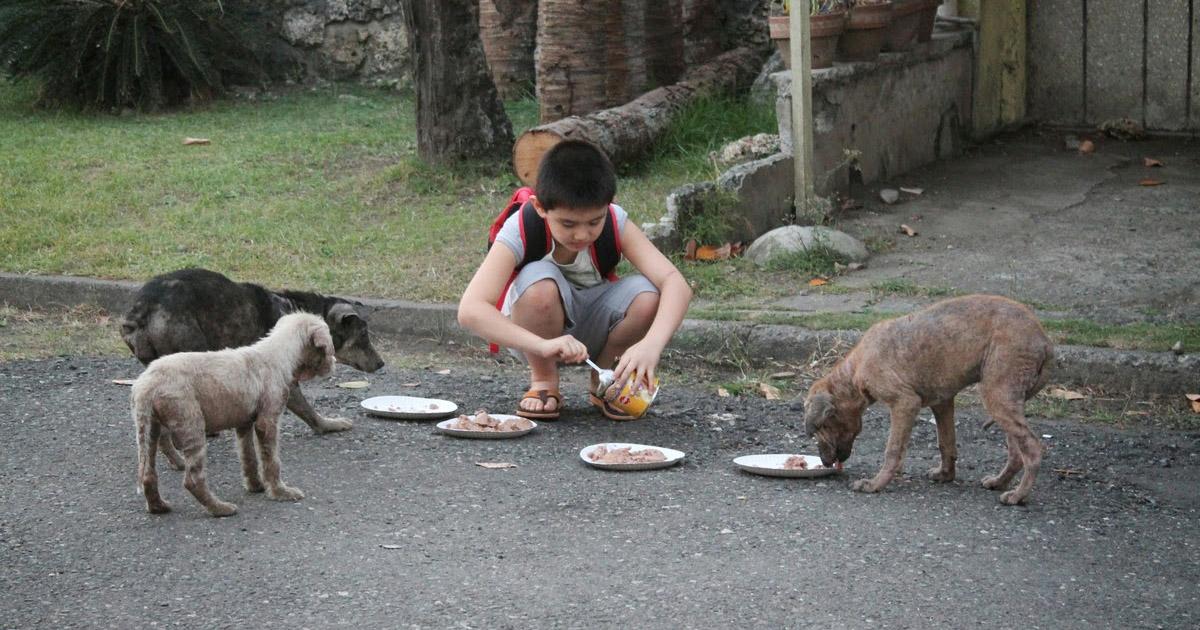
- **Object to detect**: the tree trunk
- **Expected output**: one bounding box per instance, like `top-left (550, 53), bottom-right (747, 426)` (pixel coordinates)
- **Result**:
top-left (400, 0), bottom-right (513, 163)
top-left (619, 0), bottom-right (650, 100)
top-left (536, 0), bottom-right (616, 122)
top-left (479, 0), bottom-right (537, 100)
top-left (513, 45), bottom-right (768, 184)
top-left (682, 0), bottom-right (723, 66)
top-left (644, 0), bottom-right (684, 88)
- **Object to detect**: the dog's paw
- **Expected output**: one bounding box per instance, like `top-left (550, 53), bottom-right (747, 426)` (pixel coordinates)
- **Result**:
top-left (206, 501), bottom-right (238, 517)
top-left (244, 479), bottom-right (265, 493)
top-left (999, 490), bottom-right (1028, 506)
top-left (268, 485), bottom-right (305, 502)
top-left (146, 500), bottom-right (172, 514)
top-left (926, 466), bottom-right (955, 483)
top-left (850, 479), bottom-right (881, 493)
top-left (981, 475), bottom-right (1010, 490)
top-left (315, 416), bottom-right (353, 434)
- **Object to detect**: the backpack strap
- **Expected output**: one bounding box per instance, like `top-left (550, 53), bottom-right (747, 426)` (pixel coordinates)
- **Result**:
top-left (588, 205), bottom-right (622, 281)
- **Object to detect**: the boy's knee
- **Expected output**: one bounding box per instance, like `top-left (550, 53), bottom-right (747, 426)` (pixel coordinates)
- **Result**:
top-left (517, 279), bottom-right (563, 312)
top-left (626, 291), bottom-right (659, 323)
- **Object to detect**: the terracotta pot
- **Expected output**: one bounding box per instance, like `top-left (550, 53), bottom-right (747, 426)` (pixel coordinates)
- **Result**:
top-left (883, 0), bottom-right (923, 52)
top-left (917, 0), bottom-right (942, 42)
top-left (770, 11), bottom-right (848, 71)
top-left (837, 2), bottom-right (894, 63)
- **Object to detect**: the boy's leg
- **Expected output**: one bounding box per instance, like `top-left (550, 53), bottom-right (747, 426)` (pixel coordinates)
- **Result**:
top-left (568, 276), bottom-right (660, 393)
top-left (595, 291), bottom-right (659, 370)
top-left (511, 277), bottom-right (568, 415)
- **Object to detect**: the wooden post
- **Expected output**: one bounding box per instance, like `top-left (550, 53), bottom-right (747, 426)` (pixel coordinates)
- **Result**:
top-left (789, 5), bottom-right (816, 220)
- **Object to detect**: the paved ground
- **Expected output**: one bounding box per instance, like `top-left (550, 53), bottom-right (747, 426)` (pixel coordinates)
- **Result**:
top-left (3, 355), bottom-right (1197, 629)
top-left (766, 131), bottom-right (1200, 325)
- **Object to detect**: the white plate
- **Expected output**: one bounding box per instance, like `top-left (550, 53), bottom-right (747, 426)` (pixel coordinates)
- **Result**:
top-left (361, 395), bottom-right (458, 419)
top-left (733, 454), bottom-right (838, 478)
top-left (579, 442), bottom-right (685, 471)
top-left (436, 414), bottom-right (537, 439)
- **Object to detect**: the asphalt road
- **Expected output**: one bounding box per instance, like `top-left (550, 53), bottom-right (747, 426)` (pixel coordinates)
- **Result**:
top-left (2, 355), bottom-right (1197, 629)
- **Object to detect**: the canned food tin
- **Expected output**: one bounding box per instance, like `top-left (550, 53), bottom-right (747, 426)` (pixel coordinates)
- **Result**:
top-left (604, 371), bottom-right (660, 419)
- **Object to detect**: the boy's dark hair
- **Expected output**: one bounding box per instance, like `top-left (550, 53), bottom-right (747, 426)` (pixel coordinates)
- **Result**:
top-left (534, 140), bottom-right (617, 210)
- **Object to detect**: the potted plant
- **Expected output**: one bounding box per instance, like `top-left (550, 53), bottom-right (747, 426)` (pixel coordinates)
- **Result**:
top-left (769, 0), bottom-right (849, 71)
top-left (883, 0), bottom-right (924, 51)
top-left (836, 0), bottom-right (894, 63)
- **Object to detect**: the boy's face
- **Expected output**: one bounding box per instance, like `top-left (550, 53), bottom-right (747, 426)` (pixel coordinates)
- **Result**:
top-left (532, 199), bottom-right (608, 253)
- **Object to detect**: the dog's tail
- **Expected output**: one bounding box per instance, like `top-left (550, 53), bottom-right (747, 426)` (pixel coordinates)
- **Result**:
top-left (132, 388), bottom-right (158, 495)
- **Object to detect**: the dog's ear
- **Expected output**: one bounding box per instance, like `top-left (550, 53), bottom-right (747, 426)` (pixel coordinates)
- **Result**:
top-left (310, 324), bottom-right (335, 360)
top-left (804, 392), bottom-right (835, 437)
top-left (328, 302), bottom-right (364, 328)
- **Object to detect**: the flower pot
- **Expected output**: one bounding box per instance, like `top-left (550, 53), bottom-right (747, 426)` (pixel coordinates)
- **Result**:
top-left (770, 11), bottom-right (848, 71)
top-left (883, 0), bottom-right (924, 52)
top-left (837, 2), bottom-right (894, 63)
top-left (917, 0), bottom-right (942, 42)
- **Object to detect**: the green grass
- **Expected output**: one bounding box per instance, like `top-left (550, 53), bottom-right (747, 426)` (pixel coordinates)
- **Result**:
top-left (1041, 319), bottom-right (1200, 353)
top-left (0, 81), bottom-right (776, 302)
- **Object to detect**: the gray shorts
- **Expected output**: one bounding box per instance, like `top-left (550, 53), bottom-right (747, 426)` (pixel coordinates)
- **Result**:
top-left (508, 260), bottom-right (659, 360)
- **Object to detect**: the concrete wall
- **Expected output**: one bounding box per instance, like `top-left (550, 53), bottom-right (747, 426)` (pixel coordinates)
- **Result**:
top-left (774, 31), bottom-right (975, 193)
top-left (1028, 0), bottom-right (1200, 132)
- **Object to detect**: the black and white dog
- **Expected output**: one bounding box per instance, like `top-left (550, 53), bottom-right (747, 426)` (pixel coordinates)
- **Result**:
top-left (122, 268), bottom-right (384, 434)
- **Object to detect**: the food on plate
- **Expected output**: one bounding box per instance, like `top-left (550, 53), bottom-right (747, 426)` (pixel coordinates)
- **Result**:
top-left (588, 445), bottom-right (666, 464)
top-left (783, 455), bottom-right (810, 470)
top-left (446, 410), bottom-right (533, 432)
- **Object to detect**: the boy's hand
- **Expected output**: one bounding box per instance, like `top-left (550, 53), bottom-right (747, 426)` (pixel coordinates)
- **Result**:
top-left (613, 340), bottom-right (662, 394)
top-left (535, 335), bottom-right (588, 364)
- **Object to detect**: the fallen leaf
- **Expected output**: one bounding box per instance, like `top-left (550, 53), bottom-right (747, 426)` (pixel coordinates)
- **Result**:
top-left (769, 371), bottom-right (797, 379)
top-left (1124, 410), bottom-right (1150, 417)
top-left (1078, 139), bottom-right (1095, 154)
top-left (434, 369), bottom-right (451, 375)
top-left (401, 382), bottom-right (420, 387)
top-left (1048, 387), bottom-right (1085, 401)
top-left (182, 137), bottom-right (211, 146)
top-left (717, 387), bottom-right (731, 397)
top-left (1143, 157), bottom-right (1164, 167)
top-left (475, 462), bottom-right (517, 469)
top-left (379, 544), bottom-right (403, 550)
top-left (899, 224), bottom-right (918, 237)
top-left (695, 243), bottom-right (733, 261)
top-left (808, 277), bottom-right (828, 287)
top-left (337, 380), bottom-right (369, 389)
top-left (683, 239), bottom-right (698, 260)
top-left (1139, 178), bottom-right (1164, 186)
top-left (1188, 394), bottom-right (1200, 413)
top-left (900, 186), bottom-right (924, 196)
top-left (112, 378), bottom-right (136, 386)
top-left (758, 381), bottom-right (781, 400)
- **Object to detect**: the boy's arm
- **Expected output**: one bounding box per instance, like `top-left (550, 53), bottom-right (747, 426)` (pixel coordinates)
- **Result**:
top-left (615, 221), bottom-right (693, 385)
top-left (457, 245), bottom-right (587, 362)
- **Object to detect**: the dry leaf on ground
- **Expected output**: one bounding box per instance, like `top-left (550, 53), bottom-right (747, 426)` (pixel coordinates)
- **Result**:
top-left (1078, 139), bottom-right (1095, 154)
top-left (1048, 387), bottom-right (1085, 401)
top-left (475, 462), bottom-right (517, 469)
top-left (758, 381), bottom-right (781, 400)
top-left (434, 369), bottom-right (451, 375)
top-left (112, 378), bottom-right (136, 386)
top-left (401, 382), bottom-right (420, 387)
top-left (1139, 178), bottom-right (1164, 186)
top-left (379, 544), bottom-right (403, 550)
top-left (808, 277), bottom-right (829, 287)
top-left (695, 243), bottom-right (733, 261)
top-left (337, 380), bottom-right (369, 389)
top-left (182, 137), bottom-right (211, 146)
top-left (769, 371), bottom-right (796, 379)
top-left (900, 186), bottom-right (924, 196)
top-left (1143, 157), bottom-right (1164, 167)
top-left (683, 239), bottom-right (698, 260)
top-left (1187, 394), bottom-right (1200, 413)
top-left (717, 387), bottom-right (731, 397)
top-left (899, 224), bottom-right (918, 237)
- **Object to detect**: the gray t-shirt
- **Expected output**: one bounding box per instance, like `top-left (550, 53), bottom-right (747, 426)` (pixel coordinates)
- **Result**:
top-left (494, 203), bottom-right (629, 290)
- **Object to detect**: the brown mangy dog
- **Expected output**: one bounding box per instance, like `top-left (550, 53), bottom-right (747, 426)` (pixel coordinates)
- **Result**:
top-left (131, 313), bottom-right (335, 516)
top-left (804, 295), bottom-right (1053, 505)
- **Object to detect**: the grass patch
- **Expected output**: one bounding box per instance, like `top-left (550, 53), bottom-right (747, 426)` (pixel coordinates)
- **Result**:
top-left (869, 279), bottom-right (957, 298)
top-left (1041, 319), bottom-right (1200, 353)
top-left (0, 304), bottom-right (127, 361)
top-left (0, 83), bottom-right (776, 303)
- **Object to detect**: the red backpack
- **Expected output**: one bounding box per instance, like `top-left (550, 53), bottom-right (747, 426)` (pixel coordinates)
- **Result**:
top-left (485, 186), bottom-right (623, 352)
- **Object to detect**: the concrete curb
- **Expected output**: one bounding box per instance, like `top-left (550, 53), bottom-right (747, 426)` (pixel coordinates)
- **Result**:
top-left (3, 272), bottom-right (1195, 396)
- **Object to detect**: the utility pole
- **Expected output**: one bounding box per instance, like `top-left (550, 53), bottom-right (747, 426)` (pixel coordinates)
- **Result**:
top-left (789, 4), bottom-right (816, 218)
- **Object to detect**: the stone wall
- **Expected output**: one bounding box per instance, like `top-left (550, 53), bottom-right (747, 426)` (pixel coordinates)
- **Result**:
top-left (254, 0), bottom-right (410, 88)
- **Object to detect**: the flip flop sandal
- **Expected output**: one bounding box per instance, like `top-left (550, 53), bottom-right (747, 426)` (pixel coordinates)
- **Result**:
top-left (590, 394), bottom-right (637, 422)
top-left (516, 388), bottom-right (562, 420)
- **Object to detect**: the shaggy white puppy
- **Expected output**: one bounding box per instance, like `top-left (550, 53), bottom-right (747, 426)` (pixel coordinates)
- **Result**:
top-left (131, 313), bottom-right (335, 517)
